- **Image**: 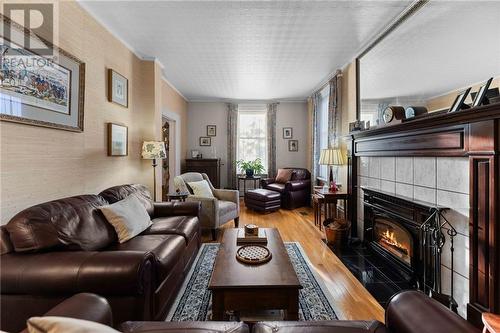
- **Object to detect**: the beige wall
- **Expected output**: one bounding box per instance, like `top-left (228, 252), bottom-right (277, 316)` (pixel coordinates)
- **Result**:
top-left (0, 1), bottom-right (173, 223)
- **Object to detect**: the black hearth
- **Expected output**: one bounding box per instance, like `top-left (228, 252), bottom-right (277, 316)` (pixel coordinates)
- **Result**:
top-left (337, 186), bottom-right (458, 309)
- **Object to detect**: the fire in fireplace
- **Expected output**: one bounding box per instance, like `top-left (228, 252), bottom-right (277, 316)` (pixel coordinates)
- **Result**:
top-left (374, 220), bottom-right (412, 265)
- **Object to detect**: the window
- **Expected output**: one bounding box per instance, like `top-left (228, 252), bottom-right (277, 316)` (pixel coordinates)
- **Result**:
top-left (317, 86), bottom-right (330, 179)
top-left (237, 104), bottom-right (268, 173)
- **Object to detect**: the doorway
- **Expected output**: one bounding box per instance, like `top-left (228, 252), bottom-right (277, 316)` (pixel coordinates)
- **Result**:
top-left (161, 119), bottom-right (170, 201)
top-left (162, 110), bottom-right (181, 198)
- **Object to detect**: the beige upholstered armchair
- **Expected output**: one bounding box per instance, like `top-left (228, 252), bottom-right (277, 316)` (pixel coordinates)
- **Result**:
top-left (174, 172), bottom-right (239, 239)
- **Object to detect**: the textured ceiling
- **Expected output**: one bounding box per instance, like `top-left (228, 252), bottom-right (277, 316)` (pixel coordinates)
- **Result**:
top-left (79, 0), bottom-right (411, 101)
top-left (360, 1), bottom-right (500, 100)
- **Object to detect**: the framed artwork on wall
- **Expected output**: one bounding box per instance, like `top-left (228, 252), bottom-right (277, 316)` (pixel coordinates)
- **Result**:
top-left (200, 137), bottom-right (211, 146)
top-left (283, 127), bottom-right (293, 139)
top-left (207, 125), bottom-right (216, 136)
top-left (108, 123), bottom-right (128, 156)
top-left (0, 15), bottom-right (85, 132)
top-left (107, 69), bottom-right (128, 107)
top-left (288, 140), bottom-right (298, 152)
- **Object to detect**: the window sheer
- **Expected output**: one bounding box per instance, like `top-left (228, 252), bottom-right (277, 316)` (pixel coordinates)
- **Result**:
top-left (237, 104), bottom-right (268, 174)
top-left (317, 87), bottom-right (330, 179)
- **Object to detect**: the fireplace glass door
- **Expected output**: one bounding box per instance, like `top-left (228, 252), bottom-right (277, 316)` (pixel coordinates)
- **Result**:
top-left (374, 218), bottom-right (413, 265)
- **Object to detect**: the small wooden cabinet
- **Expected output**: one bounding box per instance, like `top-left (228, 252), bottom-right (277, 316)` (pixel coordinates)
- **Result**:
top-left (184, 158), bottom-right (221, 188)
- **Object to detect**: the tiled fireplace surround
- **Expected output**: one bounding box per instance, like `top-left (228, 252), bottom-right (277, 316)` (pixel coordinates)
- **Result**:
top-left (357, 156), bottom-right (469, 317)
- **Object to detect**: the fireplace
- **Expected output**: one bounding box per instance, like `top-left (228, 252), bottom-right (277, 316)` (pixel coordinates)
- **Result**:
top-left (374, 218), bottom-right (412, 266)
top-left (363, 187), bottom-right (438, 290)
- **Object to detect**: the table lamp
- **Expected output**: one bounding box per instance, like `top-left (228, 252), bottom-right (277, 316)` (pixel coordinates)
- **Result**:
top-left (142, 141), bottom-right (167, 201)
top-left (319, 148), bottom-right (345, 191)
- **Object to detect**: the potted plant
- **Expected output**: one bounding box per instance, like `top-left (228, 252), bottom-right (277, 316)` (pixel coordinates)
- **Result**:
top-left (236, 158), bottom-right (265, 178)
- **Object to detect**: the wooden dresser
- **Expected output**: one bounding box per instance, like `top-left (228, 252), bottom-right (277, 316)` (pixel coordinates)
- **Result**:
top-left (184, 158), bottom-right (221, 188)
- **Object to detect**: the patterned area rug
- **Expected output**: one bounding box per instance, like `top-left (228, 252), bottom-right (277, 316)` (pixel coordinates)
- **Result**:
top-left (166, 242), bottom-right (338, 321)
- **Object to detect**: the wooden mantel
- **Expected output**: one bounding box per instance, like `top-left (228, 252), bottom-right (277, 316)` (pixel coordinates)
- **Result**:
top-left (346, 103), bottom-right (500, 327)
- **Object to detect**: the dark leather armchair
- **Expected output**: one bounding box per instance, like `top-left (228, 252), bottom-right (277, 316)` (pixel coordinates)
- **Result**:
top-left (261, 168), bottom-right (311, 209)
top-left (18, 290), bottom-right (478, 333)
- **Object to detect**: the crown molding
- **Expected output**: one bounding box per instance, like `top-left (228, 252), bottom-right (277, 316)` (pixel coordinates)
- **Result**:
top-left (187, 98), bottom-right (307, 103)
top-left (161, 75), bottom-right (188, 102)
top-left (77, 0), bottom-right (187, 102)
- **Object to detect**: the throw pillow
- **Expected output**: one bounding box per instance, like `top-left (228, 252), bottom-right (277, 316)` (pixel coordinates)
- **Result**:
top-left (187, 180), bottom-right (215, 198)
top-left (275, 169), bottom-right (293, 184)
top-left (100, 194), bottom-right (152, 243)
top-left (27, 316), bottom-right (120, 333)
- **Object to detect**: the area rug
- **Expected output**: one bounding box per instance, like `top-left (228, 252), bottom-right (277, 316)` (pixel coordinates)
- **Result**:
top-left (166, 242), bottom-right (338, 321)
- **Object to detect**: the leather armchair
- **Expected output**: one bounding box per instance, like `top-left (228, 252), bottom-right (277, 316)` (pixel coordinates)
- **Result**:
top-left (18, 290), bottom-right (478, 333)
top-left (174, 172), bottom-right (239, 240)
top-left (261, 168), bottom-right (311, 209)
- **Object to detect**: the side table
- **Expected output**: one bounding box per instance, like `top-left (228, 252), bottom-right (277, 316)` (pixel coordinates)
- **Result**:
top-left (166, 192), bottom-right (189, 202)
top-left (237, 176), bottom-right (261, 195)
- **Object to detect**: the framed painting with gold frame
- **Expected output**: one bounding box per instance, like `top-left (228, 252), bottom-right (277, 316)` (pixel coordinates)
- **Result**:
top-left (0, 14), bottom-right (85, 132)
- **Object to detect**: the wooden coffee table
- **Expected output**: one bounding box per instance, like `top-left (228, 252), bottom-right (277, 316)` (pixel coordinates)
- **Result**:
top-left (209, 228), bottom-right (302, 320)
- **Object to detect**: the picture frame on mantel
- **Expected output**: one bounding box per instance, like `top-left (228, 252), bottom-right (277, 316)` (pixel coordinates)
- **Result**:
top-left (108, 69), bottom-right (128, 107)
top-left (108, 123), bottom-right (128, 156)
top-left (0, 15), bottom-right (85, 132)
top-left (448, 87), bottom-right (471, 113)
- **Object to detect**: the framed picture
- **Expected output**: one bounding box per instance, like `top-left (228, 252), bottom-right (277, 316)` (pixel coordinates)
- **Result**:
top-left (199, 137), bottom-right (211, 146)
top-left (472, 78), bottom-right (493, 107)
top-left (449, 87), bottom-right (471, 113)
top-left (283, 127), bottom-right (293, 139)
top-left (288, 140), bottom-right (298, 152)
top-left (0, 15), bottom-right (85, 132)
top-left (207, 125), bottom-right (216, 136)
top-left (108, 69), bottom-right (128, 107)
top-left (107, 123), bottom-right (128, 156)
top-left (191, 150), bottom-right (200, 158)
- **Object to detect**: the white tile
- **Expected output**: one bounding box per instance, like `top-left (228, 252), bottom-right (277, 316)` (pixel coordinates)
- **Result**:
top-left (357, 197), bottom-right (364, 222)
top-left (442, 232), bottom-right (469, 279)
top-left (359, 156), bottom-right (369, 177)
top-left (358, 176), bottom-right (368, 199)
top-left (414, 185), bottom-right (436, 204)
top-left (437, 190), bottom-right (469, 236)
top-left (414, 157), bottom-right (436, 188)
top-left (441, 266), bottom-right (469, 319)
top-left (395, 182), bottom-right (413, 199)
top-left (395, 157), bottom-right (413, 184)
top-left (368, 157), bottom-right (381, 179)
top-left (380, 157), bottom-right (395, 181)
top-left (437, 157), bottom-right (469, 194)
top-left (380, 180), bottom-right (396, 194)
top-left (367, 177), bottom-right (381, 190)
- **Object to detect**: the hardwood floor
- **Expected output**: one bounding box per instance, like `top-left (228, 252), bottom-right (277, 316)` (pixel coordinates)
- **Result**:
top-left (201, 200), bottom-right (385, 322)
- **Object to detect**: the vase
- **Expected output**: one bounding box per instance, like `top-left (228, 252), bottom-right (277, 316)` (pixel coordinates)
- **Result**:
top-left (245, 169), bottom-right (254, 178)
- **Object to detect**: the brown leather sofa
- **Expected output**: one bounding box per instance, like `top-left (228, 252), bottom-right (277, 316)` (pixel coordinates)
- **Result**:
top-left (261, 168), bottom-right (311, 209)
top-left (1, 184), bottom-right (202, 333)
top-left (17, 290), bottom-right (479, 333)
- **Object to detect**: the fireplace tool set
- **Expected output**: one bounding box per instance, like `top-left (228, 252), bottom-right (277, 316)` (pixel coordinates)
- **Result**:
top-left (420, 207), bottom-right (458, 313)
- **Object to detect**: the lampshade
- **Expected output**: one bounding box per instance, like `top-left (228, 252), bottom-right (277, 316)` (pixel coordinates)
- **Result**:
top-left (319, 148), bottom-right (345, 166)
top-left (141, 141), bottom-right (166, 159)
